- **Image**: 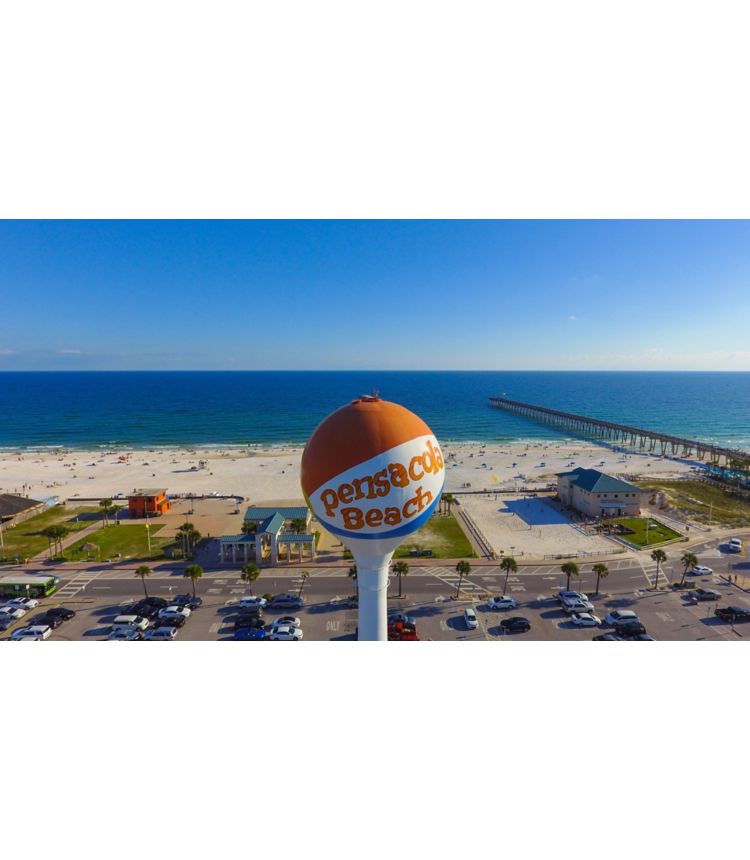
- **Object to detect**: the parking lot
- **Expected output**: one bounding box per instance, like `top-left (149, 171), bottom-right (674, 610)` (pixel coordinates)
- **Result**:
top-left (2, 534), bottom-right (749, 641)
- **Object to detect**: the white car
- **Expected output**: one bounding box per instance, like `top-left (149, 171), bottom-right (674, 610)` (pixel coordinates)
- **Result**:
top-left (487, 596), bottom-right (517, 610)
top-left (4, 597), bottom-right (40, 610)
top-left (571, 612), bottom-right (602, 627)
top-left (688, 565), bottom-right (713, 576)
top-left (558, 591), bottom-right (588, 604)
top-left (143, 627), bottom-right (178, 640)
top-left (0, 606), bottom-right (27, 620)
top-left (158, 606), bottom-right (191, 620)
top-left (271, 616), bottom-right (301, 629)
top-left (463, 608), bottom-right (478, 630)
top-left (11, 625), bottom-right (52, 640)
top-left (564, 599), bottom-right (595, 614)
top-left (728, 538), bottom-right (743, 552)
top-left (605, 609), bottom-right (640, 626)
top-left (239, 596), bottom-right (267, 610)
top-left (268, 625), bottom-right (303, 641)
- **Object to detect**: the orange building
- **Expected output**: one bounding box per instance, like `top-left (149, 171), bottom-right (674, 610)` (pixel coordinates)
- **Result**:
top-left (127, 488), bottom-right (171, 518)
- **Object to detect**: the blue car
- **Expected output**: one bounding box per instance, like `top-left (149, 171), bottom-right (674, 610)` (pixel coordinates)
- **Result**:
top-left (234, 627), bottom-right (266, 641)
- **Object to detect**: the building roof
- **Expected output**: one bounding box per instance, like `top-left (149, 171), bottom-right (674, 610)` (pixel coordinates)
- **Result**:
top-left (0, 494), bottom-right (43, 520)
top-left (277, 533), bottom-right (315, 543)
top-left (244, 506), bottom-right (309, 522)
top-left (259, 512), bottom-right (286, 534)
top-left (557, 467), bottom-right (641, 494)
top-left (128, 488), bottom-right (167, 498)
top-left (218, 534), bottom-right (256, 543)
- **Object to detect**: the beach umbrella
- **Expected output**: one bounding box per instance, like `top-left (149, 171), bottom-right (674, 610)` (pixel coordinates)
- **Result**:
top-left (301, 395), bottom-right (445, 641)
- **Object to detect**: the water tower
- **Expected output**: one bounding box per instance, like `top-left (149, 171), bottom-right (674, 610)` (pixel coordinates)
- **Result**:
top-left (301, 395), bottom-right (445, 640)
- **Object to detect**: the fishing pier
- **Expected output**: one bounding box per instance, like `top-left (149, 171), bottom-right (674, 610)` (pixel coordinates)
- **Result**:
top-left (488, 396), bottom-right (750, 469)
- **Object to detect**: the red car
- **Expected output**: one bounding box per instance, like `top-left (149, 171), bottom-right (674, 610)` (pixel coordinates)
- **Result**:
top-left (387, 621), bottom-right (419, 641)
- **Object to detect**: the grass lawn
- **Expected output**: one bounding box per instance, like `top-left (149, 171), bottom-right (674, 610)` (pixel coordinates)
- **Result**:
top-left (393, 512), bottom-right (475, 559)
top-left (0, 505), bottom-right (118, 563)
top-left (637, 479), bottom-right (750, 527)
top-left (65, 524), bottom-right (169, 561)
top-left (611, 516), bottom-right (683, 548)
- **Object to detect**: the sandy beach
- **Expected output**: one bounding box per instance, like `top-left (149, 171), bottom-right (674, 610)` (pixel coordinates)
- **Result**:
top-left (0, 439), bottom-right (698, 507)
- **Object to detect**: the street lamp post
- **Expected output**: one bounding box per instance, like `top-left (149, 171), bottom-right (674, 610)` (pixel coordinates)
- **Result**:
top-left (145, 522), bottom-right (151, 554)
top-left (0, 522), bottom-right (5, 561)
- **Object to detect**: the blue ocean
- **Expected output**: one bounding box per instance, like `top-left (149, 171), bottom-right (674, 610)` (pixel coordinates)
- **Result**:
top-left (0, 371), bottom-right (748, 450)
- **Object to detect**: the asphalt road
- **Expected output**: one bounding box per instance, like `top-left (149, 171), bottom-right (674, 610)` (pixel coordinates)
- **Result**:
top-left (3, 537), bottom-right (749, 641)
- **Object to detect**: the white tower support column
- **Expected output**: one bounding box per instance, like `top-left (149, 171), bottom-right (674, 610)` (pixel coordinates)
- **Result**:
top-left (356, 554), bottom-right (391, 641)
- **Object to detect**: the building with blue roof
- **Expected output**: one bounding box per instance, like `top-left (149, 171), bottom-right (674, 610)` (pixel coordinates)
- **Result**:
top-left (219, 504), bottom-right (315, 565)
top-left (557, 468), bottom-right (644, 518)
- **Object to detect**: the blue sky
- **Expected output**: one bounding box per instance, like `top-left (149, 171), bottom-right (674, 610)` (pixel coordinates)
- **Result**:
top-left (1, 220), bottom-right (749, 370)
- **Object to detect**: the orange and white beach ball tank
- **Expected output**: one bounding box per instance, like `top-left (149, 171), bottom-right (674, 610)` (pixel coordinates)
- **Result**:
top-left (301, 395), bottom-right (445, 556)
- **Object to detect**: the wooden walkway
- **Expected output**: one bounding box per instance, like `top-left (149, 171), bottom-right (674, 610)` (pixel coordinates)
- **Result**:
top-left (489, 396), bottom-right (750, 468)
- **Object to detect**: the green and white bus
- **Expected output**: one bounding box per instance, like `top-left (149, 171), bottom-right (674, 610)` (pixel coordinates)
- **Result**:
top-left (0, 574), bottom-right (60, 599)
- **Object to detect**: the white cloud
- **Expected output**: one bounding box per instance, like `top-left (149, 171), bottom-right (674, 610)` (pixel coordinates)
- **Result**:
top-left (567, 315), bottom-right (577, 321)
top-left (58, 349), bottom-right (82, 355)
top-left (0, 348), bottom-right (17, 355)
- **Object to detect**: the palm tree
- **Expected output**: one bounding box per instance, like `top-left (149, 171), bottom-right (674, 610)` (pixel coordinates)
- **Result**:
top-left (348, 564), bottom-right (358, 597)
top-left (135, 564), bottom-right (152, 597)
top-left (561, 561), bottom-right (579, 592)
top-left (184, 563), bottom-right (203, 596)
top-left (500, 556), bottom-right (518, 596)
top-left (298, 570), bottom-right (310, 598)
top-left (442, 493), bottom-right (455, 515)
top-left (592, 563), bottom-right (609, 595)
top-left (455, 560), bottom-right (471, 599)
top-left (290, 518), bottom-right (307, 534)
top-left (43, 524), bottom-right (68, 558)
top-left (99, 498), bottom-right (113, 527)
top-left (241, 520), bottom-right (257, 535)
top-left (680, 551), bottom-right (698, 586)
top-left (240, 562), bottom-right (260, 593)
top-left (40, 526), bottom-right (56, 558)
top-left (651, 549), bottom-right (667, 589)
top-left (393, 560), bottom-right (409, 598)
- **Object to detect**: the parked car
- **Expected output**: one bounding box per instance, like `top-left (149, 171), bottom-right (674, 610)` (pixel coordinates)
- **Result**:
top-left (614, 621), bottom-right (647, 638)
top-left (564, 599), bottom-right (595, 614)
top-left (0, 606), bottom-right (26, 620)
top-left (107, 629), bottom-right (143, 641)
top-left (268, 625), bottom-right (304, 641)
top-left (45, 607), bottom-right (76, 621)
top-left (486, 596), bottom-right (517, 610)
top-left (238, 596), bottom-right (267, 610)
top-left (593, 633), bottom-right (623, 641)
top-left (728, 538), bottom-right (743, 553)
top-left (716, 606), bottom-right (750, 623)
top-left (687, 565), bottom-right (713, 576)
top-left (233, 627), bottom-right (266, 640)
top-left (605, 610), bottom-right (640, 626)
top-left (11, 624), bottom-right (52, 640)
top-left (694, 588), bottom-right (721, 601)
top-left (133, 596), bottom-right (168, 609)
top-left (157, 615), bottom-right (186, 628)
top-left (270, 594), bottom-right (304, 609)
top-left (129, 602), bottom-right (162, 620)
top-left (271, 616), bottom-right (301, 629)
top-left (112, 614), bottom-right (150, 632)
top-left (571, 612), bottom-right (602, 627)
top-left (558, 591), bottom-right (588, 605)
top-left (4, 597), bottom-right (40, 610)
top-left (234, 615), bottom-right (266, 631)
top-left (143, 627), bottom-right (178, 641)
top-left (629, 633), bottom-right (657, 640)
top-left (463, 608), bottom-right (478, 630)
top-left (39, 614), bottom-right (65, 629)
top-left (0, 616), bottom-right (14, 631)
top-left (389, 613), bottom-right (416, 626)
top-left (172, 594), bottom-right (203, 609)
top-left (499, 616), bottom-right (531, 634)
top-left (158, 606), bottom-right (191, 621)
